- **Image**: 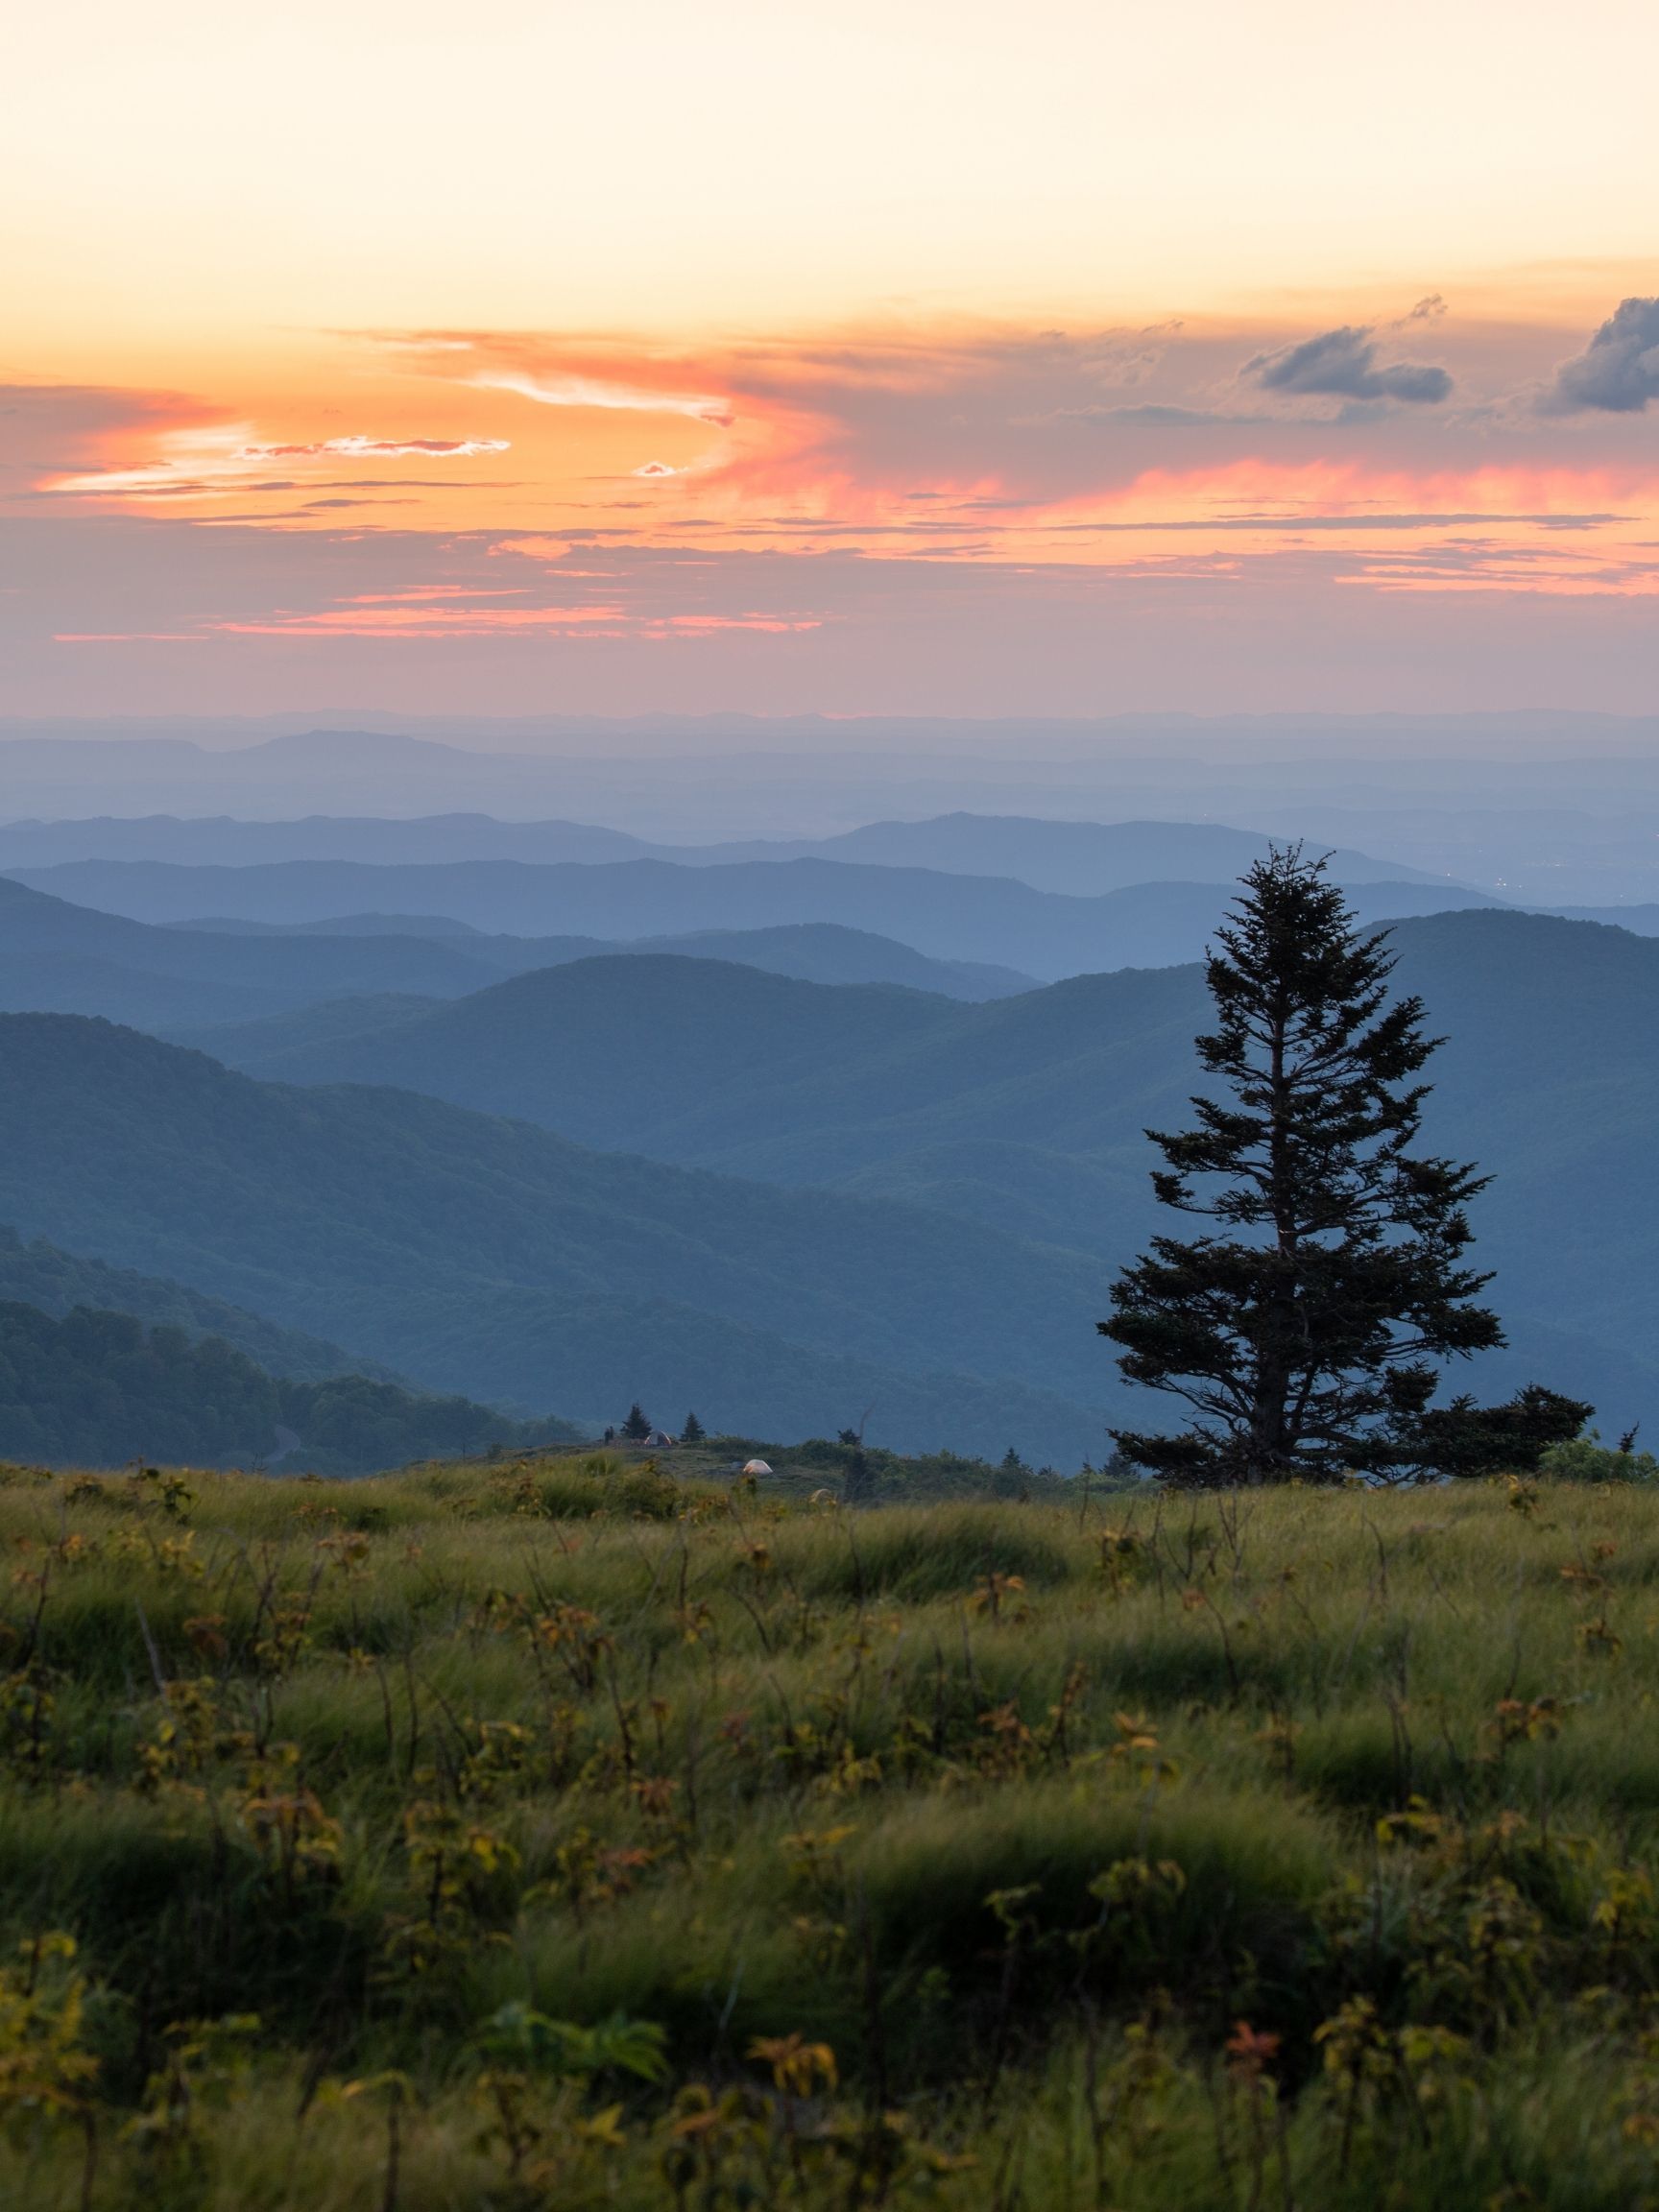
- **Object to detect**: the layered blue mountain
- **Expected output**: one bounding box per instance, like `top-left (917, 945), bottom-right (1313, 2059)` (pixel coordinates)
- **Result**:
top-left (0, 876), bottom-right (509, 1026)
top-left (0, 877), bottom-right (1031, 1028)
top-left (0, 809), bottom-right (1437, 894)
top-left (179, 913), bottom-right (1659, 1431)
top-left (0, 1015), bottom-right (1121, 1459)
top-left (5, 856), bottom-right (1504, 980)
top-left (10, 721), bottom-right (1659, 898)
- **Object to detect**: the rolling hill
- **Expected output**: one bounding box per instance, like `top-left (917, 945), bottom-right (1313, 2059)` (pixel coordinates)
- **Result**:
top-left (176, 915), bottom-right (1031, 994)
top-left (0, 1014), bottom-right (1123, 1459)
top-left (5, 856), bottom-right (1506, 978)
top-left (0, 876), bottom-right (514, 1027)
top-left (0, 878), bottom-right (1033, 1028)
top-left (180, 912), bottom-right (1659, 1431)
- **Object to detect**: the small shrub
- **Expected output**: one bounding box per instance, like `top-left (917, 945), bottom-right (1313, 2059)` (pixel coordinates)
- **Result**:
top-left (1540, 1432), bottom-right (1659, 1483)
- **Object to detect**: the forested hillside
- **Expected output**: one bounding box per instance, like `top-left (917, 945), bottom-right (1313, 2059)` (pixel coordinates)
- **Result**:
top-left (0, 1301), bottom-right (581, 1470)
top-left (186, 911), bottom-right (1659, 1429)
top-left (11, 904), bottom-right (1659, 1449)
top-left (0, 1015), bottom-right (1117, 1457)
top-left (0, 1223), bottom-right (396, 1383)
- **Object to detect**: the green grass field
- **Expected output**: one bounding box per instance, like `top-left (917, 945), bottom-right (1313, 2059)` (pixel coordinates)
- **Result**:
top-left (2, 1450), bottom-right (1659, 2207)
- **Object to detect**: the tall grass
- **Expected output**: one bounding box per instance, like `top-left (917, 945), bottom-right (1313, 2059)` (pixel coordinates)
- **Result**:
top-left (2, 1454), bottom-right (1659, 2204)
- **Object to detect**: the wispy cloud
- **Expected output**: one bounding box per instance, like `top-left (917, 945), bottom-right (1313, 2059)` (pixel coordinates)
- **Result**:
top-left (236, 436), bottom-right (510, 460)
top-left (469, 371), bottom-right (733, 426)
top-left (50, 426), bottom-right (513, 499)
top-left (9, 508), bottom-right (1655, 720)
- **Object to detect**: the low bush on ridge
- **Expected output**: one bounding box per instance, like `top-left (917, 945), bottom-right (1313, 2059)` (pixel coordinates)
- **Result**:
top-left (1, 1454), bottom-right (1659, 2205)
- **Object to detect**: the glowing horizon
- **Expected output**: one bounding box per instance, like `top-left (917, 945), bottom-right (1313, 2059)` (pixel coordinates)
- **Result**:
top-left (3, 1), bottom-right (1657, 717)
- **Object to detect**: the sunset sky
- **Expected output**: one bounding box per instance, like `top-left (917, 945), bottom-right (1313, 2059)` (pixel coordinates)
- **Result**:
top-left (4, 0), bottom-right (1658, 719)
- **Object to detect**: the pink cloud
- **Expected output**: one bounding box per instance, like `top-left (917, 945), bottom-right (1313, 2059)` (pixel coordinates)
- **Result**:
top-left (7, 296), bottom-right (1659, 714)
top-left (11, 512), bottom-right (1658, 717)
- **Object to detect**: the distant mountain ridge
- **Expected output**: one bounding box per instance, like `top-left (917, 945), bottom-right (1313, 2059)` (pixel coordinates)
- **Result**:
top-left (176, 919), bottom-right (1036, 998)
top-left (0, 878), bottom-right (1034, 1030)
top-left (6, 856), bottom-right (1506, 981)
top-left (7, 719), bottom-right (1657, 858)
top-left (0, 809), bottom-right (1443, 894)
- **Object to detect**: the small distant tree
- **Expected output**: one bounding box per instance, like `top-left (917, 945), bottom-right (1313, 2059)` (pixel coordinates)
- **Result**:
top-left (994, 1447), bottom-right (1028, 1501)
top-left (620, 1404), bottom-right (652, 1442)
top-left (1100, 847), bottom-right (1584, 1484)
top-left (681, 1411), bottom-right (706, 1444)
top-left (840, 1408), bottom-right (878, 1506)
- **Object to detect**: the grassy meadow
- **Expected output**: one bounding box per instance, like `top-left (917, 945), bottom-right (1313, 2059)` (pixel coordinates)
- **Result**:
top-left (2, 1450), bottom-right (1659, 2205)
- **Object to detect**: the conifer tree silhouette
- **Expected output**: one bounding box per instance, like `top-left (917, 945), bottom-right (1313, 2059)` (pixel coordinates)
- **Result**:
top-left (1099, 847), bottom-right (1575, 1483)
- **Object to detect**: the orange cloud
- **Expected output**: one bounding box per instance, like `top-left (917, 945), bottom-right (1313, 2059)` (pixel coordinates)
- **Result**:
top-left (14, 299), bottom-right (1659, 615)
top-left (48, 425), bottom-right (513, 500)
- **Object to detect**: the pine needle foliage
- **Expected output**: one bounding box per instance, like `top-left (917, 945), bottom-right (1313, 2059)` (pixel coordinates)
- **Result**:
top-left (1101, 847), bottom-right (1509, 1484)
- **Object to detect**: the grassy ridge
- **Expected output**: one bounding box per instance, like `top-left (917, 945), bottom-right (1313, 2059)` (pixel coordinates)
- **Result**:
top-left (2, 1458), bottom-right (1659, 2205)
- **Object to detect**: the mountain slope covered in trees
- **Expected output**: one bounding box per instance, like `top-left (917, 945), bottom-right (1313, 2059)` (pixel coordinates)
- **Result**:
top-left (0, 1016), bottom-right (1119, 1457)
top-left (185, 913), bottom-right (1659, 1430)
top-left (0, 1300), bottom-right (583, 1471)
top-left (7, 909), bottom-right (1655, 1448)
top-left (0, 1223), bottom-right (399, 1384)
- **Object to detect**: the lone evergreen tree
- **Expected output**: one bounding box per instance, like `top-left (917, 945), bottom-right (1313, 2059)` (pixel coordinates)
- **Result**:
top-left (681, 1410), bottom-right (706, 1444)
top-left (620, 1402), bottom-right (652, 1442)
top-left (1100, 847), bottom-right (1582, 1484)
